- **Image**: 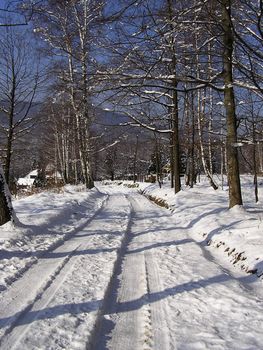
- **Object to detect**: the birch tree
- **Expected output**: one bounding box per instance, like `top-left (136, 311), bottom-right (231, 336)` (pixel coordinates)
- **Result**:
top-left (98, 0), bottom-right (192, 193)
top-left (31, 0), bottom-right (107, 188)
top-left (166, 0), bottom-right (243, 206)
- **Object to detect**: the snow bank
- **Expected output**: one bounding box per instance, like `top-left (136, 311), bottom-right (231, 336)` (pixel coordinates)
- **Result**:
top-left (0, 186), bottom-right (107, 291)
top-left (138, 176), bottom-right (263, 278)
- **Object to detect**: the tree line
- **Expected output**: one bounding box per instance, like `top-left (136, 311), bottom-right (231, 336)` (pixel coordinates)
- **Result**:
top-left (0, 0), bottom-right (262, 225)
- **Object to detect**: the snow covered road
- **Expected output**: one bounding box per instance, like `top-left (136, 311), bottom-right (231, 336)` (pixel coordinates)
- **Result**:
top-left (91, 193), bottom-right (170, 350)
top-left (1, 185), bottom-right (263, 349)
top-left (93, 189), bottom-right (263, 350)
top-left (0, 190), bottom-right (131, 349)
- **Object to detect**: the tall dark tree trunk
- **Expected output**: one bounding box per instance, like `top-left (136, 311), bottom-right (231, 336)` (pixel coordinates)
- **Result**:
top-left (222, 0), bottom-right (242, 208)
top-left (4, 131), bottom-right (13, 185)
top-left (167, 0), bottom-right (181, 194)
top-left (0, 165), bottom-right (12, 225)
top-left (4, 56), bottom-right (16, 186)
top-left (5, 113), bottom-right (14, 186)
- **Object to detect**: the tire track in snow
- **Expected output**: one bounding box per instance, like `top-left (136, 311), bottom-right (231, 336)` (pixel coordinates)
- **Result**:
top-left (87, 195), bottom-right (136, 350)
top-left (0, 193), bottom-right (112, 347)
top-left (89, 193), bottom-right (169, 350)
top-left (0, 244), bottom-right (81, 350)
top-left (144, 252), bottom-right (170, 350)
top-left (2, 193), bottom-right (109, 291)
top-left (134, 193), bottom-right (170, 350)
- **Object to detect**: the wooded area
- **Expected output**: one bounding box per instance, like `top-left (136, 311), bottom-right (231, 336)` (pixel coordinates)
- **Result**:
top-left (0, 0), bottom-right (262, 225)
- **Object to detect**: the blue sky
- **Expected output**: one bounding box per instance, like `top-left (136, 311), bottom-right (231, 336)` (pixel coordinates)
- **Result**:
top-left (0, 0), bottom-right (28, 26)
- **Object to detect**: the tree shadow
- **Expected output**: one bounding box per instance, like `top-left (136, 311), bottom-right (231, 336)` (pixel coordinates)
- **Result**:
top-left (0, 203), bottom-right (129, 261)
top-left (127, 238), bottom-right (193, 254)
top-left (0, 299), bottom-right (101, 329)
top-left (1, 268), bottom-right (258, 345)
top-left (0, 273), bottom-right (229, 329)
top-left (203, 220), bottom-right (244, 244)
top-left (183, 207), bottom-right (225, 230)
top-left (0, 247), bottom-right (117, 260)
top-left (127, 206), bottom-right (225, 240)
top-left (2, 190), bottom-right (262, 346)
top-left (13, 191), bottom-right (108, 235)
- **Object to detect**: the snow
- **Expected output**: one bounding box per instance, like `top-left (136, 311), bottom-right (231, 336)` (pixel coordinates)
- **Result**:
top-left (17, 178), bottom-right (35, 187)
top-left (0, 185), bottom-right (107, 291)
top-left (46, 171), bottom-right (63, 179)
top-left (17, 170), bottom-right (38, 187)
top-left (0, 177), bottom-right (263, 349)
top-left (17, 170), bottom-right (62, 187)
top-left (140, 175), bottom-right (263, 279)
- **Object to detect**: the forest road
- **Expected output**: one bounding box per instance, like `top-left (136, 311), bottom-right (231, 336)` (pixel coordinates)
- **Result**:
top-left (1, 187), bottom-right (263, 350)
top-left (90, 193), bottom-right (170, 350)
top-left (0, 191), bottom-right (132, 350)
top-left (90, 189), bottom-right (263, 350)
top-left (0, 189), bottom-right (170, 350)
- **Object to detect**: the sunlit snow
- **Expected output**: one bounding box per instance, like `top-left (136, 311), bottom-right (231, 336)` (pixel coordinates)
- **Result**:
top-left (0, 178), bottom-right (262, 349)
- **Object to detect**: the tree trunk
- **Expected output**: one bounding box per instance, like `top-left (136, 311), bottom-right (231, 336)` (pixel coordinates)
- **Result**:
top-left (169, 112), bottom-right (174, 188)
top-left (167, 0), bottom-right (181, 194)
top-left (252, 122), bottom-right (259, 203)
top-left (66, 41), bottom-right (94, 190)
top-left (208, 43), bottom-right (214, 175)
top-left (222, 0), bottom-right (242, 208)
top-left (258, 142), bottom-right (263, 173)
top-left (189, 92), bottom-right (195, 188)
top-left (4, 58), bottom-right (16, 186)
top-left (154, 133), bottom-right (162, 188)
top-left (197, 91), bottom-right (218, 190)
top-left (0, 165), bottom-right (12, 225)
top-left (171, 78), bottom-right (181, 193)
top-left (4, 130), bottom-right (13, 186)
top-left (133, 135), bottom-right (139, 183)
top-left (253, 156), bottom-right (259, 203)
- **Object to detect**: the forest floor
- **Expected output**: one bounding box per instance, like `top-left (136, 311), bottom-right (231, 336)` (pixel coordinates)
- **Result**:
top-left (0, 178), bottom-right (263, 349)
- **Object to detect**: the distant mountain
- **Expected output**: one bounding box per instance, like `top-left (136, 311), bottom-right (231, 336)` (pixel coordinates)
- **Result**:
top-left (92, 107), bottom-right (152, 140)
top-left (0, 100), bottom-right (42, 126)
top-left (93, 107), bottom-right (128, 127)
